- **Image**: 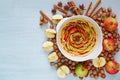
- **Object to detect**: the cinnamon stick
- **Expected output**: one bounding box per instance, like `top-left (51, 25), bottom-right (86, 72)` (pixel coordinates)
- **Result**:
top-left (40, 10), bottom-right (53, 25)
top-left (67, 1), bottom-right (81, 15)
top-left (84, 2), bottom-right (92, 16)
top-left (54, 5), bottom-right (68, 14)
top-left (91, 7), bottom-right (102, 17)
top-left (89, 0), bottom-right (101, 16)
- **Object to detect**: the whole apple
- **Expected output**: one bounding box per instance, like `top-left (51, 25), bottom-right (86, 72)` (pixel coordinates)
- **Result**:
top-left (104, 17), bottom-right (118, 32)
top-left (75, 63), bottom-right (88, 77)
top-left (105, 60), bottom-right (120, 74)
top-left (103, 38), bottom-right (115, 51)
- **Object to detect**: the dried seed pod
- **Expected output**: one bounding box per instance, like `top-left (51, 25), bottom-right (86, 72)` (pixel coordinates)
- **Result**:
top-left (79, 4), bottom-right (84, 10)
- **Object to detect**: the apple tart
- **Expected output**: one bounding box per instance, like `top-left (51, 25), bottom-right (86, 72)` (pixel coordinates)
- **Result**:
top-left (58, 18), bottom-right (98, 57)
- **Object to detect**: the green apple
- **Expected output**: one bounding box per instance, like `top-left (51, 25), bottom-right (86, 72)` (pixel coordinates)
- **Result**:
top-left (75, 63), bottom-right (88, 77)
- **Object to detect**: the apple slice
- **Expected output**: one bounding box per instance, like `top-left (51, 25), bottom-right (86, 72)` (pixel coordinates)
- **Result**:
top-left (60, 65), bottom-right (70, 74)
top-left (57, 65), bottom-right (70, 78)
top-left (93, 57), bottom-right (106, 68)
top-left (45, 29), bottom-right (56, 38)
top-left (48, 52), bottom-right (58, 62)
top-left (52, 15), bottom-right (63, 24)
top-left (42, 41), bottom-right (53, 52)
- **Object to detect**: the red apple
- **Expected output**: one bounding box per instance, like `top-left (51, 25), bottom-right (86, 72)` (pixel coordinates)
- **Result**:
top-left (104, 17), bottom-right (118, 32)
top-left (103, 38), bottom-right (115, 51)
top-left (105, 60), bottom-right (120, 74)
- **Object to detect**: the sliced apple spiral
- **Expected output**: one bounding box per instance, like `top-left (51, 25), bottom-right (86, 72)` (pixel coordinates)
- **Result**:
top-left (93, 57), bottom-right (106, 68)
top-left (45, 29), bottom-right (56, 38)
top-left (48, 52), bottom-right (58, 62)
top-left (42, 41), bottom-right (54, 52)
top-left (57, 65), bottom-right (70, 78)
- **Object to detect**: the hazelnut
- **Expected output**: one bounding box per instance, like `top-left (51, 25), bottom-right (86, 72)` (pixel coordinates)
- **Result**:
top-left (107, 7), bottom-right (112, 12)
top-left (51, 9), bottom-right (56, 15)
top-left (102, 8), bottom-right (106, 12)
top-left (106, 12), bottom-right (110, 17)
top-left (57, 1), bottom-right (62, 7)
top-left (64, 5), bottom-right (69, 11)
top-left (111, 13), bottom-right (116, 18)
